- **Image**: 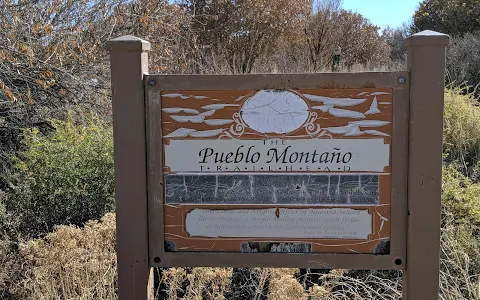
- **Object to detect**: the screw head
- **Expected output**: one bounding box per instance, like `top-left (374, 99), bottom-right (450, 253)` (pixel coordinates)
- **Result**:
top-left (398, 77), bottom-right (406, 84)
top-left (148, 79), bottom-right (156, 86)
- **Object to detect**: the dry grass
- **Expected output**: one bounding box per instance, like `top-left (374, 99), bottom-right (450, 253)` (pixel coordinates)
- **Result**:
top-left (0, 211), bottom-right (478, 299)
top-left (0, 237), bottom-right (13, 299)
top-left (439, 221), bottom-right (480, 300)
top-left (159, 267), bottom-right (232, 300)
top-left (13, 213), bottom-right (117, 300)
top-left (267, 269), bottom-right (307, 300)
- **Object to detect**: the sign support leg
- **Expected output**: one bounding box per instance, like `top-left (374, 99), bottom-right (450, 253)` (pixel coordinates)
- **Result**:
top-left (403, 30), bottom-right (449, 300)
top-left (107, 36), bottom-right (154, 300)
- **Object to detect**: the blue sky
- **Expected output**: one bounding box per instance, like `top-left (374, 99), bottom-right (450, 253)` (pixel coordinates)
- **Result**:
top-left (342, 0), bottom-right (421, 30)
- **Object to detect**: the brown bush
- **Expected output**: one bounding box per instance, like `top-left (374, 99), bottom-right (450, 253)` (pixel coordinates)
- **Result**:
top-left (15, 213), bottom-right (117, 300)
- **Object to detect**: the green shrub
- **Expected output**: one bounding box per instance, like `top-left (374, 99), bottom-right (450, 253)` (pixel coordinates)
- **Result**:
top-left (442, 164), bottom-right (480, 225)
top-left (3, 116), bottom-right (114, 237)
top-left (443, 88), bottom-right (480, 175)
top-left (440, 165), bottom-right (480, 298)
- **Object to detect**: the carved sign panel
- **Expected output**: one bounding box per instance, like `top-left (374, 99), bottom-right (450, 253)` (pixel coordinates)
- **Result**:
top-left (161, 88), bottom-right (392, 254)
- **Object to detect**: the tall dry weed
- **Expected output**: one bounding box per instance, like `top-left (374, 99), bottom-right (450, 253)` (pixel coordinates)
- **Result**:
top-left (0, 237), bottom-right (14, 299)
top-left (267, 269), bottom-right (307, 300)
top-left (439, 220), bottom-right (480, 300)
top-left (159, 267), bottom-right (232, 300)
top-left (17, 213), bottom-right (117, 300)
top-left (298, 269), bottom-right (401, 299)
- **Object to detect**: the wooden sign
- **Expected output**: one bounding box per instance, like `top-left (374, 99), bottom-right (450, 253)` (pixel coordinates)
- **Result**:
top-left (161, 88), bottom-right (392, 254)
top-left (107, 31), bottom-right (449, 300)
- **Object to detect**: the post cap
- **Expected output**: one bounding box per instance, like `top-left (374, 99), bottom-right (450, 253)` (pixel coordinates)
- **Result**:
top-left (405, 30), bottom-right (450, 47)
top-left (106, 35), bottom-right (151, 52)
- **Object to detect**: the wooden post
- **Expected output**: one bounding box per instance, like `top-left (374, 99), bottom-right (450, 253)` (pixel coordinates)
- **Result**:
top-left (106, 36), bottom-right (154, 300)
top-left (404, 30), bottom-right (449, 299)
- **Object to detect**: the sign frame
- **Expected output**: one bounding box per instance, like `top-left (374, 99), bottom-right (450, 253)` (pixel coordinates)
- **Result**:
top-left (145, 72), bottom-right (409, 270)
top-left (106, 31), bottom-right (449, 300)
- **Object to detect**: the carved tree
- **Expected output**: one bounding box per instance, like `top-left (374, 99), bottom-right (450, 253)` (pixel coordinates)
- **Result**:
top-left (304, 0), bottom-right (342, 71)
top-left (382, 24), bottom-right (410, 62)
top-left (335, 10), bottom-right (390, 68)
top-left (304, 3), bottom-right (391, 71)
top-left (183, 0), bottom-right (311, 73)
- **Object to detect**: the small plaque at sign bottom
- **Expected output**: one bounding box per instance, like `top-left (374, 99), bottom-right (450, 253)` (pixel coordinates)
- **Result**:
top-left (186, 208), bottom-right (372, 240)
